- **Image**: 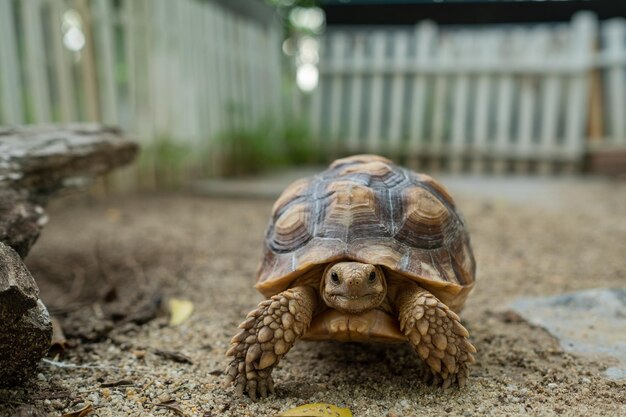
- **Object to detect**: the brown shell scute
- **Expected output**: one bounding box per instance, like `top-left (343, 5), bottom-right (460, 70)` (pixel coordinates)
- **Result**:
top-left (394, 186), bottom-right (460, 250)
top-left (258, 155), bottom-right (476, 307)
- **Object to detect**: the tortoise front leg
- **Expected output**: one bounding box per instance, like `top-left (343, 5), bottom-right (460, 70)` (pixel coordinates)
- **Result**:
top-left (392, 283), bottom-right (476, 388)
top-left (224, 286), bottom-right (317, 400)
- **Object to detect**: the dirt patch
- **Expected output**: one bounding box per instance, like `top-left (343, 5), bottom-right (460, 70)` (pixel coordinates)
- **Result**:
top-left (1, 182), bottom-right (625, 416)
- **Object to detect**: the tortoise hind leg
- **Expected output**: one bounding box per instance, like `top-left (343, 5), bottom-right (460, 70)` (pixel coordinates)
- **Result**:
top-left (392, 283), bottom-right (476, 388)
top-left (224, 286), bottom-right (317, 400)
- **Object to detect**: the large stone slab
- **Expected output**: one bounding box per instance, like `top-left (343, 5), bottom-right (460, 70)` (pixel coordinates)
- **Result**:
top-left (0, 124), bottom-right (138, 196)
top-left (510, 288), bottom-right (626, 380)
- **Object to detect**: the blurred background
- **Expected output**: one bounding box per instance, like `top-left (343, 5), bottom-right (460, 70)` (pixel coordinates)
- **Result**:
top-left (0, 0), bottom-right (625, 190)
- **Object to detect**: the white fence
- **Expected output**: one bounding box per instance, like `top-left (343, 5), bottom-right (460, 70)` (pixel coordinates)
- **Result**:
top-left (0, 0), bottom-right (283, 184)
top-left (308, 12), bottom-right (626, 173)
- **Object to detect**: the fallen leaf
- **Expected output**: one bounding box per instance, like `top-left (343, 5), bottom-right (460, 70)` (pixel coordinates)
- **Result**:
top-left (100, 379), bottom-right (134, 388)
top-left (61, 403), bottom-right (94, 417)
top-left (104, 208), bottom-right (121, 223)
top-left (154, 349), bottom-right (193, 364)
top-left (168, 298), bottom-right (194, 326)
top-left (50, 317), bottom-right (68, 352)
top-left (276, 403), bottom-right (353, 417)
top-left (153, 400), bottom-right (186, 416)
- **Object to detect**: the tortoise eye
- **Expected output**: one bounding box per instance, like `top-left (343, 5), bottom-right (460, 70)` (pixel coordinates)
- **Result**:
top-left (368, 271), bottom-right (376, 283)
top-left (330, 271), bottom-right (339, 284)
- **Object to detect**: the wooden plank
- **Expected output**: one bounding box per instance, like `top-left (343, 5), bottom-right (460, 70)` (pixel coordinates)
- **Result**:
top-left (471, 31), bottom-right (493, 174)
top-left (494, 74), bottom-right (514, 173)
top-left (191, 0), bottom-right (208, 155)
top-left (604, 19), bottom-right (626, 145)
top-left (245, 22), bottom-right (260, 126)
top-left (92, 0), bottom-right (118, 125)
top-left (48, 0), bottom-right (76, 122)
top-left (537, 29), bottom-right (561, 174)
top-left (122, 0), bottom-right (138, 129)
top-left (430, 34), bottom-right (451, 169)
top-left (346, 33), bottom-right (365, 151)
top-left (515, 29), bottom-right (538, 172)
top-left (408, 21), bottom-right (435, 160)
top-left (0, 0), bottom-right (24, 124)
top-left (21, 0), bottom-right (52, 122)
top-left (328, 33), bottom-right (348, 151)
top-left (564, 12), bottom-right (596, 166)
top-left (366, 32), bottom-right (386, 152)
top-left (387, 31), bottom-right (409, 153)
top-left (76, 0), bottom-right (100, 122)
top-left (203, 2), bottom-right (223, 176)
top-left (268, 23), bottom-right (283, 127)
top-left (450, 32), bottom-right (471, 173)
top-left (205, 1), bottom-right (223, 141)
top-left (309, 36), bottom-right (325, 148)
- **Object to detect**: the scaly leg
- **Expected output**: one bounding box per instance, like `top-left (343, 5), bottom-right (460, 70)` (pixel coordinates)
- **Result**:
top-left (393, 283), bottom-right (476, 388)
top-left (224, 286), bottom-right (317, 400)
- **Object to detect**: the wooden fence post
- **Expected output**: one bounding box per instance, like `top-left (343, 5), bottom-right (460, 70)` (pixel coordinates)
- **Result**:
top-left (0, 0), bottom-right (24, 124)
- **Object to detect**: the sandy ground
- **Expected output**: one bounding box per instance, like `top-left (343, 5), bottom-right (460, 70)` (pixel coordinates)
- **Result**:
top-left (1, 177), bottom-right (625, 416)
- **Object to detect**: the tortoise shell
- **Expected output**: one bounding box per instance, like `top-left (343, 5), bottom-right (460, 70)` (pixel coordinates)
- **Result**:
top-left (256, 155), bottom-right (476, 312)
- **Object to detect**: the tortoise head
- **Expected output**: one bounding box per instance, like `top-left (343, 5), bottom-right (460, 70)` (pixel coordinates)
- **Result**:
top-left (321, 262), bottom-right (387, 314)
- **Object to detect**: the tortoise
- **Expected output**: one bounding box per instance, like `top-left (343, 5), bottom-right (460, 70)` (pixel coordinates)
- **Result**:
top-left (225, 154), bottom-right (476, 399)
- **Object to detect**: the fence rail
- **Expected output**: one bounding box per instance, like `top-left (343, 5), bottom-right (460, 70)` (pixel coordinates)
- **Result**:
top-left (0, 0), bottom-right (283, 185)
top-left (308, 12), bottom-right (626, 173)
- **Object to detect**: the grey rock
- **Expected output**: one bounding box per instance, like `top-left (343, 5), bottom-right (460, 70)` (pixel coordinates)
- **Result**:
top-left (510, 288), bottom-right (626, 380)
top-left (0, 243), bottom-right (52, 387)
top-left (0, 124), bottom-right (137, 387)
top-left (0, 124), bottom-right (138, 197)
top-left (0, 242), bottom-right (39, 321)
top-left (0, 299), bottom-right (52, 387)
top-left (0, 189), bottom-right (47, 257)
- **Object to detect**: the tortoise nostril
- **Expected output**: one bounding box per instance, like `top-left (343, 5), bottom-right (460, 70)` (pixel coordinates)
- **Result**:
top-left (346, 278), bottom-right (360, 286)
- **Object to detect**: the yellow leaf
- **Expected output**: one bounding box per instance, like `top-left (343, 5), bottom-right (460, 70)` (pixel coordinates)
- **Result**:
top-left (277, 403), bottom-right (353, 417)
top-left (61, 403), bottom-right (94, 417)
top-left (168, 298), bottom-right (194, 326)
top-left (104, 208), bottom-right (121, 223)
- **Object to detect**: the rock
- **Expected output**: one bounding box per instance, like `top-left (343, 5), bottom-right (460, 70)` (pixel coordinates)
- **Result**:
top-left (0, 241), bottom-right (40, 321)
top-left (510, 288), bottom-right (626, 380)
top-left (0, 189), bottom-right (47, 257)
top-left (0, 123), bottom-right (137, 386)
top-left (0, 124), bottom-right (138, 197)
top-left (0, 242), bottom-right (52, 386)
top-left (0, 299), bottom-right (52, 387)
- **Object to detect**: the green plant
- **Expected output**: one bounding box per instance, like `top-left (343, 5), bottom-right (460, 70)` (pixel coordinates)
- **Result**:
top-left (217, 116), bottom-right (321, 176)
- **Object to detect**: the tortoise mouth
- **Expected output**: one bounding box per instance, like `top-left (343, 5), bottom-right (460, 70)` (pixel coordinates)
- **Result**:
top-left (326, 293), bottom-right (384, 314)
top-left (330, 293), bottom-right (378, 301)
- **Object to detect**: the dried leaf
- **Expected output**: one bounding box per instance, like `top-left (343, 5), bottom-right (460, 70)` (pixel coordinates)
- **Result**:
top-left (61, 403), bottom-right (94, 417)
top-left (154, 400), bottom-right (186, 416)
top-left (168, 298), bottom-right (194, 326)
top-left (154, 349), bottom-right (193, 364)
top-left (50, 317), bottom-right (68, 351)
top-left (104, 208), bottom-right (121, 223)
top-left (276, 403), bottom-right (353, 417)
top-left (100, 379), bottom-right (134, 388)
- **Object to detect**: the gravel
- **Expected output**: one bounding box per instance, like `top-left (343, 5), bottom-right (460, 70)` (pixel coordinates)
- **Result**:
top-left (0, 176), bottom-right (625, 416)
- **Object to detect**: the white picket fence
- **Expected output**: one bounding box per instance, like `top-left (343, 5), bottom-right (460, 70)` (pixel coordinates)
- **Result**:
top-left (0, 0), bottom-right (283, 184)
top-left (308, 12), bottom-right (626, 173)
top-left (2, 3), bottom-right (625, 180)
